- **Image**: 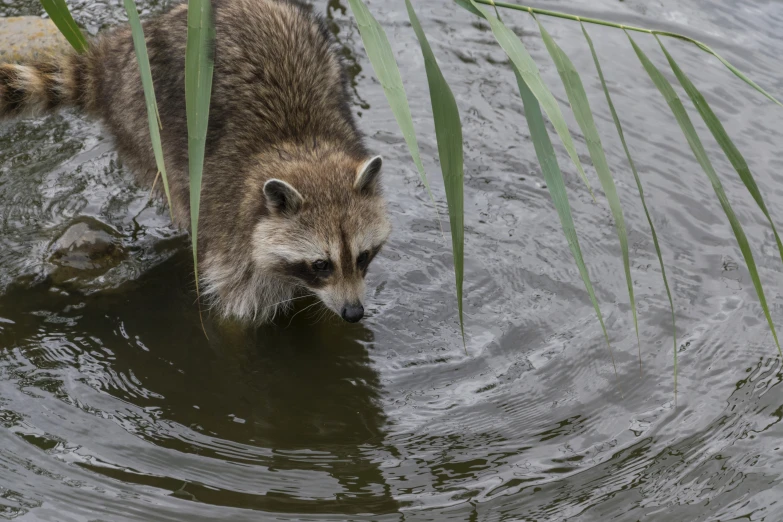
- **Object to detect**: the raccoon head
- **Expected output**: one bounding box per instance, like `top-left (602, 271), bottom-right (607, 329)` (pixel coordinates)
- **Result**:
top-left (252, 154), bottom-right (391, 323)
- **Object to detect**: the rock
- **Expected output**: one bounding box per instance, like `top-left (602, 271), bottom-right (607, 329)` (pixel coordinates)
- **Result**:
top-left (0, 16), bottom-right (70, 63)
top-left (49, 220), bottom-right (126, 285)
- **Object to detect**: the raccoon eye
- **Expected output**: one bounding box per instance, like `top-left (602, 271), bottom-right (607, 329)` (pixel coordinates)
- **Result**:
top-left (312, 259), bottom-right (330, 272)
top-left (357, 251), bottom-right (370, 267)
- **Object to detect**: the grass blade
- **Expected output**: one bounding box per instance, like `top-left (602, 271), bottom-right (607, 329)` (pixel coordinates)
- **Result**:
top-left (536, 18), bottom-right (640, 371)
top-left (464, 0), bottom-right (597, 201)
top-left (454, 0), bottom-right (482, 17)
top-left (658, 38), bottom-right (783, 273)
top-left (405, 0), bottom-right (465, 344)
top-left (123, 0), bottom-right (173, 218)
top-left (185, 0), bottom-right (215, 288)
top-left (582, 24), bottom-right (677, 394)
top-left (39, 0), bottom-right (88, 53)
top-left (687, 40), bottom-right (783, 110)
top-left (516, 70), bottom-right (616, 375)
top-left (346, 0), bottom-right (439, 218)
top-left (628, 32), bottom-right (781, 357)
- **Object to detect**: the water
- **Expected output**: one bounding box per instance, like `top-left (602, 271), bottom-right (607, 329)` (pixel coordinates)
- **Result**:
top-left (2, 0), bottom-right (783, 519)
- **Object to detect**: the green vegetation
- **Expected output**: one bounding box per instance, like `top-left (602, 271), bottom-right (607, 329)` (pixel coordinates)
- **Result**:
top-left (183, 0), bottom-right (215, 292)
top-left (123, 0), bottom-right (173, 216)
top-left (39, 0), bottom-right (87, 52)
top-left (405, 0), bottom-right (465, 346)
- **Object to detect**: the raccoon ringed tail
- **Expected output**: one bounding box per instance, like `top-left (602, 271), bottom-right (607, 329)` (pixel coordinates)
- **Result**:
top-left (0, 51), bottom-right (97, 120)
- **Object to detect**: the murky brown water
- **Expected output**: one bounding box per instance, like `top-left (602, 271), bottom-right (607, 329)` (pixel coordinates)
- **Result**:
top-left (3, 0), bottom-right (783, 520)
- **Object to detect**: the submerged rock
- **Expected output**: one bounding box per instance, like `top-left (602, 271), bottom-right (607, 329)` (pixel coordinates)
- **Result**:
top-left (0, 17), bottom-right (69, 62)
top-left (49, 220), bottom-right (126, 285)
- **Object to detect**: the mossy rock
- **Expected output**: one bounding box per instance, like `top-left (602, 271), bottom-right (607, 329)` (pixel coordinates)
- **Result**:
top-left (0, 16), bottom-right (69, 62)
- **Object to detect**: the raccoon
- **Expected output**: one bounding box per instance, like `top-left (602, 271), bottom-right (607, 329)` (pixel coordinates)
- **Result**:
top-left (0, 0), bottom-right (391, 324)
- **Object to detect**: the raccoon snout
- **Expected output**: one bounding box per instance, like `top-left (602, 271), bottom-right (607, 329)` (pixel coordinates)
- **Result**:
top-left (341, 303), bottom-right (364, 323)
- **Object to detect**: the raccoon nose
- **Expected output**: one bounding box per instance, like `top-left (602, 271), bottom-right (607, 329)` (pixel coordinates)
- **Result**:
top-left (341, 303), bottom-right (364, 323)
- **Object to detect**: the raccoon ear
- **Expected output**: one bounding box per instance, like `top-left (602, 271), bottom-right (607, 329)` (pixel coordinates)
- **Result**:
top-left (263, 179), bottom-right (304, 216)
top-left (354, 155), bottom-right (383, 195)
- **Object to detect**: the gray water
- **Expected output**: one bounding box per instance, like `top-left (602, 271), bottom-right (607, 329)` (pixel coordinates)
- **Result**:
top-left (2, 0), bottom-right (783, 520)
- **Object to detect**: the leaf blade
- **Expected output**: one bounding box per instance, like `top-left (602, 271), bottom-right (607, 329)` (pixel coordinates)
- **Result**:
top-left (185, 0), bottom-right (215, 288)
top-left (582, 23), bottom-right (677, 393)
top-left (464, 0), bottom-right (596, 200)
top-left (628, 32), bottom-right (781, 356)
top-left (658, 38), bottom-right (783, 276)
top-left (686, 39), bottom-right (783, 110)
top-left (39, 0), bottom-right (88, 53)
top-left (536, 18), bottom-right (640, 370)
top-left (346, 0), bottom-right (438, 212)
top-left (405, 0), bottom-right (465, 344)
top-left (515, 70), bottom-right (616, 373)
top-left (123, 0), bottom-right (173, 217)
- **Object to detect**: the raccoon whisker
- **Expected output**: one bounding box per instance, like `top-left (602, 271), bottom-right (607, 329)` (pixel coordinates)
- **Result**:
top-left (311, 305), bottom-right (336, 325)
top-left (308, 304), bottom-right (327, 324)
top-left (286, 300), bottom-right (321, 328)
top-left (262, 293), bottom-right (315, 310)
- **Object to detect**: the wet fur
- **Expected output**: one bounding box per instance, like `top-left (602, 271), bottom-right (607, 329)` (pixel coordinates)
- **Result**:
top-left (0, 0), bottom-right (391, 323)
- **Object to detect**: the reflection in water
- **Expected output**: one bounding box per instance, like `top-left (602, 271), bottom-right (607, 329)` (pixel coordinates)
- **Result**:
top-left (0, 252), bottom-right (399, 516)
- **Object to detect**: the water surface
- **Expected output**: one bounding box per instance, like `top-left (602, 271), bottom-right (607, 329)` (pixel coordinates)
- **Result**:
top-left (2, 0), bottom-right (783, 520)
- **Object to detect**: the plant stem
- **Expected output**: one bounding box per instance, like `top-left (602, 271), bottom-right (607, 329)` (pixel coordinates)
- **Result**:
top-left (471, 0), bottom-right (699, 44)
top-left (465, 0), bottom-right (783, 107)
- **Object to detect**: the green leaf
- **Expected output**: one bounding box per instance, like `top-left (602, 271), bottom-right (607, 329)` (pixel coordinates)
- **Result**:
top-left (536, 18), bottom-right (640, 370)
top-left (346, 0), bottom-right (438, 214)
top-left (39, 0), bottom-right (88, 53)
top-left (405, 0), bottom-right (465, 344)
top-left (185, 0), bottom-right (215, 289)
top-left (453, 0), bottom-right (482, 17)
top-left (516, 70), bottom-right (616, 374)
top-left (123, 0), bottom-right (173, 217)
top-left (685, 39), bottom-right (783, 110)
top-left (463, 0), bottom-right (597, 201)
top-left (628, 32), bottom-right (781, 357)
top-left (658, 38), bottom-right (783, 274)
top-left (457, 2), bottom-right (783, 109)
top-left (582, 24), bottom-right (677, 393)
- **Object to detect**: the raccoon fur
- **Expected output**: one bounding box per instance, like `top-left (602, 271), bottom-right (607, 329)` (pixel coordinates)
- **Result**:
top-left (0, 0), bottom-right (391, 324)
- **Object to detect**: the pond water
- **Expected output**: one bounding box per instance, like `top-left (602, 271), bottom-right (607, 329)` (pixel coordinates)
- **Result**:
top-left (2, 0), bottom-right (783, 520)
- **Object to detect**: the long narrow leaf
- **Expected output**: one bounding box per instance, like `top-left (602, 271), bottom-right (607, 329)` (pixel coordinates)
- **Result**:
top-left (185, 0), bottom-right (215, 288)
top-left (405, 0), bottom-right (465, 344)
top-left (458, 0), bottom-right (783, 109)
top-left (123, 0), bottom-right (173, 217)
top-left (628, 32), bottom-right (781, 357)
top-left (658, 38), bottom-right (783, 274)
top-left (582, 24), bottom-right (677, 394)
top-left (39, 0), bottom-right (88, 53)
top-left (454, 0), bottom-right (481, 16)
top-left (346, 0), bottom-right (439, 216)
top-left (460, 0), bottom-right (615, 364)
top-left (685, 39), bottom-right (783, 110)
top-left (516, 70), bottom-right (616, 374)
top-left (536, 18), bottom-right (640, 370)
top-left (464, 0), bottom-right (596, 201)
